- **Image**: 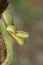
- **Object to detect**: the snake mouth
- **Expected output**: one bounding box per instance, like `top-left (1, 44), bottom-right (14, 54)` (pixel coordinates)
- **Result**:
top-left (0, 33), bottom-right (7, 64)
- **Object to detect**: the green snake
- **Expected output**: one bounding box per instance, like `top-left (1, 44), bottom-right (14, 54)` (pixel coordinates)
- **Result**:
top-left (0, 4), bottom-right (29, 65)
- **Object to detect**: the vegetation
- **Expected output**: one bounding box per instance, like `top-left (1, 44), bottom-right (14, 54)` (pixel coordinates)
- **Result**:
top-left (0, 2), bottom-right (29, 65)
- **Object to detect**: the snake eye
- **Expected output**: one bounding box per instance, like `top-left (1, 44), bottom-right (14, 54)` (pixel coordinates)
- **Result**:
top-left (0, 0), bottom-right (8, 15)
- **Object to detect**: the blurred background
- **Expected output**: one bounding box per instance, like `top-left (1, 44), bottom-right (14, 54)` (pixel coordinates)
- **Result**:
top-left (8, 0), bottom-right (43, 65)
